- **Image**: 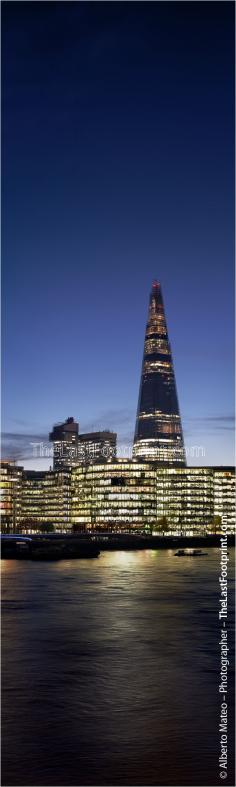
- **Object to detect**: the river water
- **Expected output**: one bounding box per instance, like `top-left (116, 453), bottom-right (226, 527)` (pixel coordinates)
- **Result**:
top-left (1, 549), bottom-right (235, 786)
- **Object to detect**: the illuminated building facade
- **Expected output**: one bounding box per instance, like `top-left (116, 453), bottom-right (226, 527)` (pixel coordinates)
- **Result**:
top-left (133, 281), bottom-right (185, 464)
top-left (1, 464), bottom-right (235, 535)
top-left (49, 418), bottom-right (117, 468)
top-left (0, 461), bottom-right (23, 533)
top-left (70, 464), bottom-right (234, 534)
top-left (21, 469), bottom-right (71, 532)
top-left (77, 431), bottom-right (117, 464)
top-left (156, 467), bottom-right (214, 535)
top-left (49, 417), bottom-right (79, 469)
top-left (213, 467), bottom-right (236, 531)
top-left (71, 460), bottom-right (156, 530)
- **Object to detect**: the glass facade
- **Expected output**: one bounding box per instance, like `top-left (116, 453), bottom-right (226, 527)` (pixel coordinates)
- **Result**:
top-left (133, 281), bottom-right (185, 464)
top-left (71, 461), bottom-right (157, 531)
top-left (213, 468), bottom-right (236, 532)
top-left (77, 431), bottom-right (117, 464)
top-left (0, 461), bottom-right (23, 533)
top-left (21, 469), bottom-right (71, 532)
top-left (1, 461), bottom-right (235, 535)
top-left (49, 418), bottom-right (117, 468)
top-left (49, 417), bottom-right (79, 470)
top-left (156, 467), bottom-right (214, 534)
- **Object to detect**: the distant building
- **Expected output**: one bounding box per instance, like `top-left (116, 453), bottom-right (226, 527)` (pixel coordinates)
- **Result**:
top-left (49, 418), bottom-right (117, 469)
top-left (133, 281), bottom-right (185, 464)
top-left (77, 431), bottom-right (117, 464)
top-left (0, 461), bottom-right (23, 533)
top-left (49, 417), bottom-right (79, 469)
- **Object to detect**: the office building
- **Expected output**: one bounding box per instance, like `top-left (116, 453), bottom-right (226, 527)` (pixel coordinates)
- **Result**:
top-left (213, 467), bottom-right (235, 532)
top-left (77, 431), bottom-right (117, 464)
top-left (21, 469), bottom-right (71, 532)
top-left (156, 466), bottom-right (214, 535)
top-left (0, 461), bottom-right (23, 533)
top-left (71, 460), bottom-right (156, 530)
top-left (133, 281), bottom-right (185, 464)
top-left (49, 417), bottom-right (117, 469)
top-left (49, 417), bottom-right (79, 469)
top-left (0, 461), bottom-right (235, 534)
top-left (71, 463), bottom-right (235, 534)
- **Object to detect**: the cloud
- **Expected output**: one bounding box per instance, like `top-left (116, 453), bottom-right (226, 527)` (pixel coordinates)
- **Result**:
top-left (81, 408), bottom-right (134, 434)
top-left (11, 418), bottom-right (29, 427)
top-left (1, 411), bottom-right (135, 464)
top-left (195, 415), bottom-right (234, 423)
top-left (183, 415), bottom-right (234, 433)
top-left (1, 432), bottom-right (48, 462)
top-left (3, 412), bottom-right (233, 466)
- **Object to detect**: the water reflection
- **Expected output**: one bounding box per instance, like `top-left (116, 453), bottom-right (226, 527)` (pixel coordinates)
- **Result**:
top-left (1, 550), bottom-right (235, 786)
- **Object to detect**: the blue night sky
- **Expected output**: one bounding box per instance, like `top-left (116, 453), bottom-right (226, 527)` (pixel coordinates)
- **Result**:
top-left (2, 1), bottom-right (234, 469)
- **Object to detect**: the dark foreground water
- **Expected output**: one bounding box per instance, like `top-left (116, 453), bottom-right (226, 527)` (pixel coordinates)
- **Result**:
top-left (1, 550), bottom-right (235, 786)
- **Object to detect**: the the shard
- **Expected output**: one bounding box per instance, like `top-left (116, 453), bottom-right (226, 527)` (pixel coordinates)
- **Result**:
top-left (133, 281), bottom-right (186, 465)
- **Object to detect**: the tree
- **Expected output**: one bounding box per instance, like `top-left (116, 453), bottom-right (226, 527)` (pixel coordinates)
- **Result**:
top-left (72, 523), bottom-right (86, 533)
top-left (208, 515), bottom-right (221, 535)
top-left (156, 516), bottom-right (169, 536)
top-left (39, 522), bottom-right (55, 533)
top-left (20, 519), bottom-right (40, 533)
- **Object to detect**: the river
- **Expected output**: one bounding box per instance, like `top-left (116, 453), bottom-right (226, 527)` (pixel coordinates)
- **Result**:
top-left (1, 549), bottom-right (235, 786)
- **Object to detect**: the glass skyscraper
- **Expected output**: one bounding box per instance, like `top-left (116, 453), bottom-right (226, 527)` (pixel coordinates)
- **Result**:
top-left (133, 281), bottom-right (186, 464)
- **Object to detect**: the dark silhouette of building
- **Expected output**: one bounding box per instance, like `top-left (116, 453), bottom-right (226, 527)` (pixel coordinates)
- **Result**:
top-left (49, 417), bottom-right (79, 469)
top-left (49, 417), bottom-right (116, 468)
top-left (133, 281), bottom-right (185, 464)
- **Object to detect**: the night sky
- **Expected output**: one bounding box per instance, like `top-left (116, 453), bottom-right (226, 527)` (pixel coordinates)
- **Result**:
top-left (2, 1), bottom-right (234, 468)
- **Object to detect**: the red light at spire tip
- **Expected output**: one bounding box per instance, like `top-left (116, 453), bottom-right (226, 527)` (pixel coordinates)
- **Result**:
top-left (152, 280), bottom-right (159, 288)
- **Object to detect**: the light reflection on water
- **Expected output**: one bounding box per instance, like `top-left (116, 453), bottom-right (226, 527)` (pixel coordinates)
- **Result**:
top-left (1, 549), bottom-right (235, 786)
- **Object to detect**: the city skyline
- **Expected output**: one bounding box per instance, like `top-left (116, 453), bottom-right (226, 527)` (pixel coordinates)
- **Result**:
top-left (2, 274), bottom-right (234, 470)
top-left (1, 6), bottom-right (235, 787)
top-left (2, 2), bottom-right (234, 469)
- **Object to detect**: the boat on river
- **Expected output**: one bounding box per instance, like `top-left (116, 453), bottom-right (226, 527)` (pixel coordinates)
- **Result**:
top-left (174, 549), bottom-right (208, 557)
top-left (1, 535), bottom-right (100, 560)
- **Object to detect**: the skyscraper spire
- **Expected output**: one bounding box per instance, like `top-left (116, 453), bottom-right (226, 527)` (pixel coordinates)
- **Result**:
top-left (133, 281), bottom-right (186, 464)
